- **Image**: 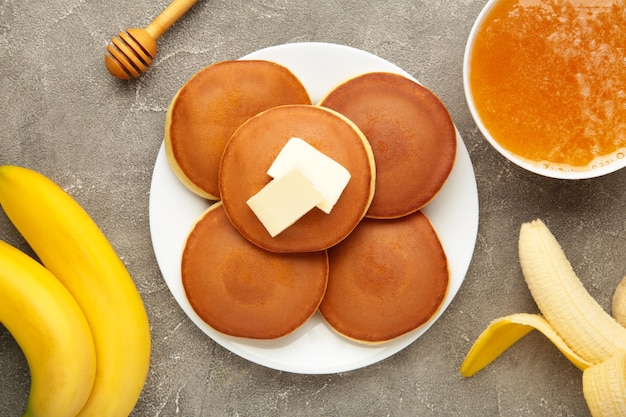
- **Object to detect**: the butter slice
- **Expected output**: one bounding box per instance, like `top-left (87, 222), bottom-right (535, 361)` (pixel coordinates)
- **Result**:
top-left (267, 137), bottom-right (351, 214)
top-left (246, 168), bottom-right (325, 237)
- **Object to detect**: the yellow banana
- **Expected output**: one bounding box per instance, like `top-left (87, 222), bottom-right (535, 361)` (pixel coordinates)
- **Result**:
top-left (518, 219), bottom-right (626, 365)
top-left (460, 313), bottom-right (592, 377)
top-left (0, 240), bottom-right (96, 417)
top-left (462, 219), bottom-right (626, 417)
top-left (0, 165), bottom-right (151, 417)
top-left (611, 275), bottom-right (626, 328)
top-left (582, 352), bottom-right (626, 417)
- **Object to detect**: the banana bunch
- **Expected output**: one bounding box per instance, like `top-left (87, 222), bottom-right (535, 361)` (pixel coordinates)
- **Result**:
top-left (460, 219), bottom-right (626, 417)
top-left (0, 165), bottom-right (151, 417)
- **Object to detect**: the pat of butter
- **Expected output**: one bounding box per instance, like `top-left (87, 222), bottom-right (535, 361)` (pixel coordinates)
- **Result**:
top-left (267, 137), bottom-right (351, 214)
top-left (246, 168), bottom-right (325, 237)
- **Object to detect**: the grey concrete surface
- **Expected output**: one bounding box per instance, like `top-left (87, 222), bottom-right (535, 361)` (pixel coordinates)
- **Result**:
top-left (1, 0), bottom-right (624, 416)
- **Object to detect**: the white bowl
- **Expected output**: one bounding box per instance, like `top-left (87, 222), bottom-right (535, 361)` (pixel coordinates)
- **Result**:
top-left (463, 0), bottom-right (626, 180)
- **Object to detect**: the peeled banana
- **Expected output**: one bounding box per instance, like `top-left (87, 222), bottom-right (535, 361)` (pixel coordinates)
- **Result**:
top-left (583, 352), bottom-right (626, 417)
top-left (0, 165), bottom-right (151, 417)
top-left (612, 276), bottom-right (626, 327)
top-left (519, 219), bottom-right (626, 365)
top-left (0, 239), bottom-right (96, 417)
top-left (461, 219), bottom-right (626, 417)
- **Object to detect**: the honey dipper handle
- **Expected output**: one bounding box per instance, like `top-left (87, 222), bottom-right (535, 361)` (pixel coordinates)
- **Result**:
top-left (145, 0), bottom-right (198, 39)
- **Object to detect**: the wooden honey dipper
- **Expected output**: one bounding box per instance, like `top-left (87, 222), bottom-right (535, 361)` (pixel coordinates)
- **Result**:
top-left (105, 0), bottom-right (198, 79)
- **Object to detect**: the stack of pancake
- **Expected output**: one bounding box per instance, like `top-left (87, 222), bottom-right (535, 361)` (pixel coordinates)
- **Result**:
top-left (165, 60), bottom-right (456, 343)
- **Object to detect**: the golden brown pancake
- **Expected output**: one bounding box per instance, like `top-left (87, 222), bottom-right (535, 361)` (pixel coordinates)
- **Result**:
top-left (182, 202), bottom-right (328, 339)
top-left (219, 104), bottom-right (376, 253)
top-left (319, 72), bottom-right (456, 219)
top-left (318, 210), bottom-right (449, 344)
top-left (165, 60), bottom-right (311, 200)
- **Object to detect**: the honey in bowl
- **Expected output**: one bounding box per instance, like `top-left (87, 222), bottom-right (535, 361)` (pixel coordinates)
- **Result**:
top-left (466, 0), bottom-right (626, 177)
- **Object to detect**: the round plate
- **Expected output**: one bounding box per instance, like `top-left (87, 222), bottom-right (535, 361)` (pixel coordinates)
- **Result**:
top-left (149, 42), bottom-right (479, 374)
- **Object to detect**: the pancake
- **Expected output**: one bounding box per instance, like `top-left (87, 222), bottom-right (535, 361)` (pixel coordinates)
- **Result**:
top-left (165, 60), bottom-right (311, 200)
top-left (319, 72), bottom-right (456, 219)
top-left (181, 202), bottom-right (328, 339)
top-left (219, 104), bottom-right (376, 253)
top-left (318, 210), bottom-right (449, 344)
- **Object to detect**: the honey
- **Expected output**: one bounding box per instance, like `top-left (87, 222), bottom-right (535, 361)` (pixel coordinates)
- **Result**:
top-left (469, 0), bottom-right (626, 170)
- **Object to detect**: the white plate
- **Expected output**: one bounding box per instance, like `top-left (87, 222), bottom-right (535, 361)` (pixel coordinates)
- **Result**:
top-left (149, 42), bottom-right (479, 374)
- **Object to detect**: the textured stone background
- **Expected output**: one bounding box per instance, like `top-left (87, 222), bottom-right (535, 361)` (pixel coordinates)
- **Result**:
top-left (1, 0), bottom-right (625, 416)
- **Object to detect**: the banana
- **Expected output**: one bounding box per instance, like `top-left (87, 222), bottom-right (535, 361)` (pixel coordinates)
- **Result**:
top-left (518, 219), bottom-right (626, 365)
top-left (0, 240), bottom-right (96, 417)
top-left (582, 352), bottom-right (626, 417)
top-left (460, 313), bottom-right (592, 377)
top-left (0, 165), bottom-right (151, 417)
top-left (611, 275), bottom-right (626, 328)
top-left (461, 219), bottom-right (626, 417)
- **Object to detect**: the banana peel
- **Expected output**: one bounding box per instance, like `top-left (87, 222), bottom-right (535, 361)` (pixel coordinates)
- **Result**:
top-left (461, 219), bottom-right (626, 417)
top-left (460, 313), bottom-right (592, 377)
